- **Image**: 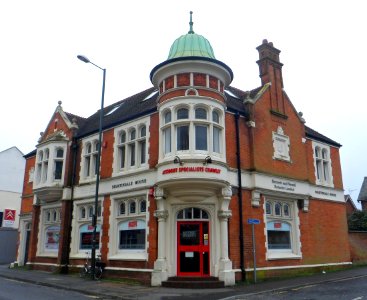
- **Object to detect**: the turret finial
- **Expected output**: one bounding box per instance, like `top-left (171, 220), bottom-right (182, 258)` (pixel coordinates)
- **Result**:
top-left (188, 11), bottom-right (194, 34)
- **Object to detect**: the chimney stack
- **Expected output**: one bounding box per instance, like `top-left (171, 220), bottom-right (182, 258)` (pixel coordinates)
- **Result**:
top-left (256, 40), bottom-right (286, 115)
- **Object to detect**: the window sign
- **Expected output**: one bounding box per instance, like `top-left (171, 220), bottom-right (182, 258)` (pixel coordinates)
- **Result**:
top-left (80, 224), bottom-right (101, 250)
top-left (119, 219), bottom-right (145, 250)
top-left (45, 226), bottom-right (60, 250)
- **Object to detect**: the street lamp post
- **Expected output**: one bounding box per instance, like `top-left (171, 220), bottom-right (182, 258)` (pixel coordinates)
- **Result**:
top-left (77, 55), bottom-right (106, 279)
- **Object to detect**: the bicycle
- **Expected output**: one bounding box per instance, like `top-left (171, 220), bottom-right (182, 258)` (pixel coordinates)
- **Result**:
top-left (79, 252), bottom-right (105, 280)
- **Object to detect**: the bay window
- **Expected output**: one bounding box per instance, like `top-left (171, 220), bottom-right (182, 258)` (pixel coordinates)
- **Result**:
top-left (160, 103), bottom-right (224, 159)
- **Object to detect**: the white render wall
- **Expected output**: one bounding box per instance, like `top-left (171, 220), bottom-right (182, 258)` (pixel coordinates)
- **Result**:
top-left (0, 147), bottom-right (25, 193)
top-left (0, 147), bottom-right (25, 229)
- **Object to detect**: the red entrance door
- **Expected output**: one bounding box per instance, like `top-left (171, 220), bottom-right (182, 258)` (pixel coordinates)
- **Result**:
top-left (177, 221), bottom-right (210, 277)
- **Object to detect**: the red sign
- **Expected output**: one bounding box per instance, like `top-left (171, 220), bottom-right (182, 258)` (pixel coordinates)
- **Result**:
top-left (162, 167), bottom-right (221, 175)
top-left (274, 222), bottom-right (282, 229)
top-left (4, 209), bottom-right (16, 221)
top-left (128, 220), bottom-right (137, 228)
top-left (87, 225), bottom-right (94, 231)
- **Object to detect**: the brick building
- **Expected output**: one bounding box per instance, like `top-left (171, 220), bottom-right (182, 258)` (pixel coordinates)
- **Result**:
top-left (17, 15), bottom-right (351, 286)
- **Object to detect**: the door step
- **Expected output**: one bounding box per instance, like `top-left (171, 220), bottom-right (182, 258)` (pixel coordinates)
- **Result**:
top-left (162, 276), bottom-right (225, 289)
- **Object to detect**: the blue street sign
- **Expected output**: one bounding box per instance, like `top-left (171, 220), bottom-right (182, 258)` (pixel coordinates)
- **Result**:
top-left (247, 218), bottom-right (260, 225)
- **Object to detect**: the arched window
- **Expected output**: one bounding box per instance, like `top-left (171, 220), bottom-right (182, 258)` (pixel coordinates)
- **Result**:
top-left (177, 207), bottom-right (209, 220)
top-left (129, 201), bottom-right (136, 214)
top-left (176, 108), bottom-right (190, 151)
top-left (177, 108), bottom-right (189, 119)
top-left (54, 148), bottom-right (64, 180)
top-left (119, 202), bottom-right (126, 215)
top-left (118, 131), bottom-right (126, 170)
top-left (274, 202), bottom-right (282, 216)
top-left (88, 206), bottom-right (93, 219)
top-left (80, 207), bottom-right (86, 219)
top-left (163, 111), bottom-right (172, 154)
top-left (139, 126), bottom-right (146, 165)
top-left (314, 143), bottom-right (332, 186)
top-left (83, 140), bottom-right (99, 178)
top-left (195, 108), bottom-right (207, 119)
top-left (266, 201), bottom-right (272, 215)
top-left (283, 203), bottom-right (290, 217)
top-left (140, 200), bottom-right (146, 213)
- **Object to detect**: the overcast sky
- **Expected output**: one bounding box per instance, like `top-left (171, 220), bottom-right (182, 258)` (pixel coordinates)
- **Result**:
top-left (1, 1), bottom-right (365, 206)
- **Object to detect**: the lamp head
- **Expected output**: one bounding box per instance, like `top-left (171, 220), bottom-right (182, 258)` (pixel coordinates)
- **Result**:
top-left (77, 55), bottom-right (90, 63)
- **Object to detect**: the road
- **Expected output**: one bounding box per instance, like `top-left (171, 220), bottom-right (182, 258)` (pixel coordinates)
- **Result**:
top-left (223, 274), bottom-right (367, 300)
top-left (0, 277), bottom-right (103, 300)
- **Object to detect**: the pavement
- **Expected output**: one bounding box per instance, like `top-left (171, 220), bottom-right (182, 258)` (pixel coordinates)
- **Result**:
top-left (0, 264), bottom-right (367, 300)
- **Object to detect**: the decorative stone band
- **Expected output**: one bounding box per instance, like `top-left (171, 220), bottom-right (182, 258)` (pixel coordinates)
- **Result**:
top-left (154, 210), bottom-right (168, 220)
top-left (218, 209), bottom-right (232, 220)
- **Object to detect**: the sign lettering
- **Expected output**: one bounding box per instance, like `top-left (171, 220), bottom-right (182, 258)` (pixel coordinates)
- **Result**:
top-left (162, 167), bottom-right (221, 175)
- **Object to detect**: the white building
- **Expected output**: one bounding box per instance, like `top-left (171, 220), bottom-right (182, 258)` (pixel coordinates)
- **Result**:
top-left (0, 147), bottom-right (25, 228)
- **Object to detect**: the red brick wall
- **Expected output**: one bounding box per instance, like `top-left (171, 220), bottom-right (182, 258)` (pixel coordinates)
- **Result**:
top-left (225, 114), bottom-right (252, 169)
top-left (349, 231), bottom-right (367, 264)
top-left (299, 200), bottom-right (350, 264)
top-left (101, 195), bottom-right (111, 262)
top-left (21, 156), bottom-right (36, 213)
top-left (100, 129), bottom-right (114, 179)
top-left (229, 192), bottom-right (351, 272)
top-left (251, 90), bottom-right (309, 181)
top-left (147, 193), bottom-right (157, 268)
top-left (57, 200), bottom-right (73, 266)
top-left (330, 146), bottom-right (343, 189)
top-left (28, 205), bottom-right (40, 263)
top-left (149, 113), bottom-right (159, 169)
top-left (41, 112), bottom-right (72, 140)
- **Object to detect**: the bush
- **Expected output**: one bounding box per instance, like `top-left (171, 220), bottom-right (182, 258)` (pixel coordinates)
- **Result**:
top-left (348, 210), bottom-right (367, 231)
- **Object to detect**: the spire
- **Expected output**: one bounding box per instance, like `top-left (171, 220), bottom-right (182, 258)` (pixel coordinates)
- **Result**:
top-left (188, 11), bottom-right (194, 34)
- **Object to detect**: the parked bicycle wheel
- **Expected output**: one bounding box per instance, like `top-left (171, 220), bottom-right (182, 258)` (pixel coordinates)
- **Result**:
top-left (94, 267), bottom-right (102, 280)
top-left (79, 266), bottom-right (87, 278)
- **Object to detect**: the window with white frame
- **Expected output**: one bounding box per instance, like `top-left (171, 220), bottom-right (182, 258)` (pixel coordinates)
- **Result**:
top-left (114, 119), bottom-right (149, 175)
top-left (265, 199), bottom-right (301, 259)
top-left (312, 142), bottom-right (333, 187)
top-left (75, 202), bottom-right (102, 251)
top-left (109, 197), bottom-right (148, 259)
top-left (34, 144), bottom-right (66, 187)
top-left (82, 139), bottom-right (99, 180)
top-left (54, 148), bottom-right (64, 180)
top-left (39, 206), bottom-right (61, 255)
top-left (161, 103), bottom-right (224, 159)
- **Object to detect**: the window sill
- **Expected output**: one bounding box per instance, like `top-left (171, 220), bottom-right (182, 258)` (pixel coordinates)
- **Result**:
top-left (267, 252), bottom-right (302, 260)
top-left (37, 252), bottom-right (58, 258)
top-left (108, 251), bottom-right (147, 261)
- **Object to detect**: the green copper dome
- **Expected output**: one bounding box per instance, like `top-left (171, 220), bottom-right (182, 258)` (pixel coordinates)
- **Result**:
top-left (167, 12), bottom-right (215, 60)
